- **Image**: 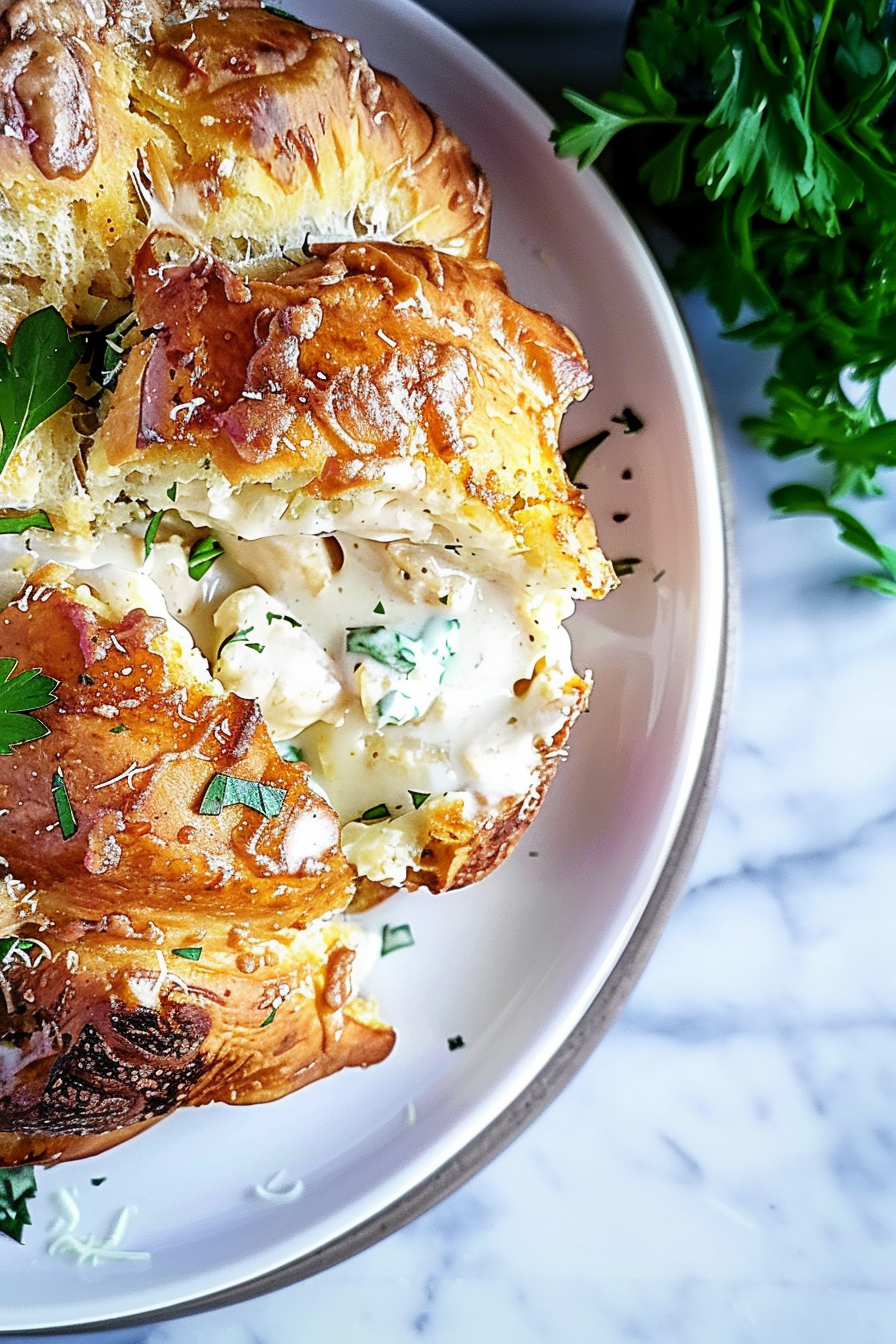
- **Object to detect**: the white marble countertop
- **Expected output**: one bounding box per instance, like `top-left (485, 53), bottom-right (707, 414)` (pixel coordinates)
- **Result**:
top-left (12, 276), bottom-right (896, 1339)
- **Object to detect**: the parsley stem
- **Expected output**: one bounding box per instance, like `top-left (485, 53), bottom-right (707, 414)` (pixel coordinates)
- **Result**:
top-left (803, 0), bottom-right (838, 123)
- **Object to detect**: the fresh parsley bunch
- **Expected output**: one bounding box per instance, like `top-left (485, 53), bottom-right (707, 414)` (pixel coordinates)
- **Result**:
top-left (554, 0), bottom-right (896, 594)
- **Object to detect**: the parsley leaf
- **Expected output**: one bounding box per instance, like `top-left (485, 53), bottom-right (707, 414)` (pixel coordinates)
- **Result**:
top-left (563, 429), bottom-right (610, 483)
top-left (261, 3), bottom-right (300, 20)
top-left (51, 768), bottom-right (78, 839)
top-left (172, 946), bottom-right (202, 961)
top-left (0, 308), bottom-right (86, 477)
top-left (0, 510), bottom-right (53, 535)
top-left (0, 937), bottom-right (46, 967)
top-left (143, 509), bottom-right (165, 561)
top-left (381, 923), bottom-right (415, 955)
top-left (187, 535), bottom-right (225, 581)
top-left (277, 742), bottom-right (304, 763)
top-left (770, 483), bottom-right (896, 590)
top-left (217, 628), bottom-right (265, 656)
top-left (360, 802), bottom-right (390, 821)
top-left (346, 626), bottom-right (418, 674)
top-left (0, 659), bottom-right (57, 754)
top-left (611, 557), bottom-right (643, 578)
top-left (611, 407), bottom-right (645, 434)
top-left (555, 0), bottom-right (896, 593)
top-left (0, 1165), bottom-right (37, 1244)
top-left (89, 310), bottom-right (138, 391)
top-left (198, 772), bottom-right (287, 819)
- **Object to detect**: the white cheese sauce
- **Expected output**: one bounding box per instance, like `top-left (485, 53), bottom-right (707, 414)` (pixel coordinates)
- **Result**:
top-left (0, 520), bottom-right (582, 881)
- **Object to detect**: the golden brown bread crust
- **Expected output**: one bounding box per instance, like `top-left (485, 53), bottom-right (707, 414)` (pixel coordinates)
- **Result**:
top-left (349, 675), bottom-right (589, 911)
top-left (134, 9), bottom-right (490, 259)
top-left (0, 1119), bottom-right (162, 1168)
top-left (0, 570), bottom-right (394, 1162)
top-left (0, 929), bottom-right (394, 1165)
top-left (0, 569), bottom-right (354, 930)
top-left (0, 1), bottom-right (489, 335)
top-left (93, 235), bottom-right (612, 597)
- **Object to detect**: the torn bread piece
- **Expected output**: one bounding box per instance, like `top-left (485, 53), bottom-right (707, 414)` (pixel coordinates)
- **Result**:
top-left (0, 0), bottom-right (490, 339)
top-left (0, 568), bottom-right (392, 1164)
top-left (76, 236), bottom-right (612, 902)
top-left (90, 235), bottom-right (613, 601)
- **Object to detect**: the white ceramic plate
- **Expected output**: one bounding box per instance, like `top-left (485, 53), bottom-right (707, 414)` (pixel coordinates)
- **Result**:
top-left (1, 0), bottom-right (728, 1330)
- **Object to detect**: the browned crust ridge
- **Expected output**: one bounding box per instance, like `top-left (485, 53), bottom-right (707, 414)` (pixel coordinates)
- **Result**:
top-left (96, 235), bottom-right (610, 597)
top-left (0, 572), bottom-right (394, 1164)
top-left (350, 675), bottom-right (590, 911)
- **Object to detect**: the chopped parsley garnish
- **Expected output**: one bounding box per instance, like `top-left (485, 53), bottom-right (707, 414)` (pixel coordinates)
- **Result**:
top-left (92, 309), bottom-right (138, 390)
top-left (373, 600), bottom-right (385, 615)
top-left (90, 1177), bottom-right (107, 1187)
top-left (612, 557), bottom-right (642, 578)
top-left (277, 743), bottom-right (304, 763)
top-left (260, 1006), bottom-right (278, 1027)
top-left (109, 724), bottom-right (128, 734)
top-left (187, 535), bottom-right (225, 581)
top-left (360, 802), bottom-right (390, 822)
top-left (381, 923), bottom-right (415, 956)
top-left (348, 619), bottom-right (460, 729)
top-left (447, 1035), bottom-right (465, 1051)
top-left (217, 627), bottom-right (265, 656)
top-left (172, 946), bottom-right (202, 961)
top-left (265, 611), bottom-right (301, 628)
top-left (0, 308), bottom-right (87, 479)
top-left (143, 509), bottom-right (165, 561)
top-left (409, 790), bottom-right (430, 810)
top-left (166, 482), bottom-right (178, 502)
top-left (261, 3), bottom-right (300, 19)
top-left (563, 428), bottom-right (610, 483)
top-left (0, 509), bottom-right (53, 535)
top-left (0, 937), bottom-right (42, 966)
top-left (51, 768), bottom-right (78, 839)
top-left (198, 772), bottom-right (287, 819)
top-left (346, 625), bottom-right (418, 674)
top-left (0, 1165), bottom-right (37, 1244)
top-left (611, 407), bottom-right (645, 435)
top-left (0, 658), bottom-right (57, 754)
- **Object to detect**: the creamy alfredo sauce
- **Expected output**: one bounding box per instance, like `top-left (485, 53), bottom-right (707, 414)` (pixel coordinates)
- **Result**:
top-left (0, 520), bottom-right (582, 886)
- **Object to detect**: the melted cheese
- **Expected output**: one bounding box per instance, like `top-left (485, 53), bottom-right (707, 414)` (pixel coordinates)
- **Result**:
top-left (0, 514), bottom-right (583, 886)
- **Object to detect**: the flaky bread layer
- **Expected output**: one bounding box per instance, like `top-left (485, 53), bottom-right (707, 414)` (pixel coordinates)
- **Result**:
top-left (0, 918), bottom-right (393, 1164)
top-left (87, 237), bottom-right (613, 599)
top-left (0, 2), bottom-right (489, 337)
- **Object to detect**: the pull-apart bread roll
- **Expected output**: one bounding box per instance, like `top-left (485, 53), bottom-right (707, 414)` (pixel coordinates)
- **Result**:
top-left (0, 0), bottom-right (489, 338)
top-left (0, 0), bottom-right (614, 1168)
top-left (0, 568), bottom-right (393, 1166)
top-left (80, 234), bottom-right (615, 904)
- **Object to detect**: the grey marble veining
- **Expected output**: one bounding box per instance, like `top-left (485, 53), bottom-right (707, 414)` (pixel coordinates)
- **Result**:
top-left (8, 283), bottom-right (896, 1342)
